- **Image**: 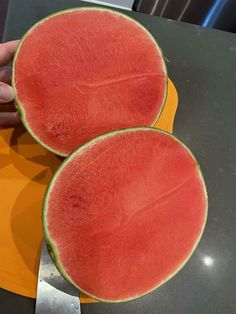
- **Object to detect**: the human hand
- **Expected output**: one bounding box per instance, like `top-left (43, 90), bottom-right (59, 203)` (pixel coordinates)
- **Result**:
top-left (0, 40), bottom-right (21, 126)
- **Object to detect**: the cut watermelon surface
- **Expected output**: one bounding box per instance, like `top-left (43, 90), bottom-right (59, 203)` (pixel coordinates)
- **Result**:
top-left (13, 8), bottom-right (167, 156)
top-left (43, 128), bottom-right (207, 302)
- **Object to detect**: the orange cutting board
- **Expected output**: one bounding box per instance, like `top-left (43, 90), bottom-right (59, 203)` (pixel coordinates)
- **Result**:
top-left (0, 78), bottom-right (178, 303)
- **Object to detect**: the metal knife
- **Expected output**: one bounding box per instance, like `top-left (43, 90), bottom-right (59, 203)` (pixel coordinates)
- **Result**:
top-left (35, 241), bottom-right (81, 314)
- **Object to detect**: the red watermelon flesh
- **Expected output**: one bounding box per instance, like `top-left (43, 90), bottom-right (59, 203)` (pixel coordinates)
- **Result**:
top-left (13, 8), bottom-right (167, 156)
top-left (43, 128), bottom-right (207, 302)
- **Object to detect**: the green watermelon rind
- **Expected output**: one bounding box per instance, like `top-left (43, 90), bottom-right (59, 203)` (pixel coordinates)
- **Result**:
top-left (12, 7), bottom-right (168, 157)
top-left (42, 127), bottom-right (208, 303)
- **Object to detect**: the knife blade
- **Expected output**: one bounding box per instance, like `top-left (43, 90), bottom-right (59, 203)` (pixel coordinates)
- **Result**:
top-left (35, 241), bottom-right (81, 314)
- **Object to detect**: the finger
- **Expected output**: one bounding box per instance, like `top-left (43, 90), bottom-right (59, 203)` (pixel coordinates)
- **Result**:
top-left (0, 111), bottom-right (21, 126)
top-left (0, 40), bottom-right (20, 66)
top-left (0, 102), bottom-right (16, 112)
top-left (0, 66), bottom-right (12, 83)
top-left (0, 82), bottom-right (15, 103)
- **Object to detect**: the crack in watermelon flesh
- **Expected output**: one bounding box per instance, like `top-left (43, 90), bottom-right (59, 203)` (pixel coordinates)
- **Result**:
top-left (13, 8), bottom-right (167, 156)
top-left (43, 128), bottom-right (207, 302)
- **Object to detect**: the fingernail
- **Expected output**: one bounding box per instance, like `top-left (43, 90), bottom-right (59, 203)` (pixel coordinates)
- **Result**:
top-left (0, 84), bottom-right (15, 102)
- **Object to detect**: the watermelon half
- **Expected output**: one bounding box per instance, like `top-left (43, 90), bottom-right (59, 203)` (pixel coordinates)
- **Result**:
top-left (43, 128), bottom-right (208, 302)
top-left (13, 8), bottom-right (167, 156)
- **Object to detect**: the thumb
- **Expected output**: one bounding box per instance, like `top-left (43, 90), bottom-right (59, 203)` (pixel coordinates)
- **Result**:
top-left (0, 83), bottom-right (15, 103)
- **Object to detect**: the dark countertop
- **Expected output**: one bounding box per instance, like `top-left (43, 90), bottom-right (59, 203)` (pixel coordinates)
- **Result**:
top-left (0, 0), bottom-right (9, 41)
top-left (2, 0), bottom-right (236, 313)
